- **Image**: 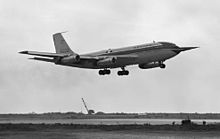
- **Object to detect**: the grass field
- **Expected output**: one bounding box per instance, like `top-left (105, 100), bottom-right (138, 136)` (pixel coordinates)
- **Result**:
top-left (1, 130), bottom-right (220, 139)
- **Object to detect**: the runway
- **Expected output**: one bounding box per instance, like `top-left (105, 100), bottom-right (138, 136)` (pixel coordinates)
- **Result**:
top-left (1, 123), bottom-right (220, 139)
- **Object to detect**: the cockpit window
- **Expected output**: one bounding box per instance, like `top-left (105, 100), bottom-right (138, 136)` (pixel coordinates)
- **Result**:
top-left (159, 42), bottom-right (177, 47)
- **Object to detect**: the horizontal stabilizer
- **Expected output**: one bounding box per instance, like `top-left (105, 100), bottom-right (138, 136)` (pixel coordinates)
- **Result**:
top-left (19, 51), bottom-right (68, 58)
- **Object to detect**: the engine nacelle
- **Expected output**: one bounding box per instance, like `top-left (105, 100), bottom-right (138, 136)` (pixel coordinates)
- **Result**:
top-left (97, 57), bottom-right (117, 67)
top-left (61, 54), bottom-right (80, 64)
top-left (139, 62), bottom-right (160, 69)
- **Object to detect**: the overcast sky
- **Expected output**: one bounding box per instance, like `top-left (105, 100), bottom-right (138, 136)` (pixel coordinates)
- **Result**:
top-left (0, 0), bottom-right (220, 113)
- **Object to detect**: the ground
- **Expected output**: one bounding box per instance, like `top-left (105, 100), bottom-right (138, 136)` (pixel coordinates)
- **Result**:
top-left (1, 124), bottom-right (220, 139)
top-left (1, 130), bottom-right (220, 139)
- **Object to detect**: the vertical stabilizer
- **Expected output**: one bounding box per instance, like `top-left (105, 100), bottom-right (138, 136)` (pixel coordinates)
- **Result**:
top-left (53, 33), bottom-right (74, 54)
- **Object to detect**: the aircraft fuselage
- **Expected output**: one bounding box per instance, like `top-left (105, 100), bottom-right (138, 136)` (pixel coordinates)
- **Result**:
top-left (62, 42), bottom-right (179, 69)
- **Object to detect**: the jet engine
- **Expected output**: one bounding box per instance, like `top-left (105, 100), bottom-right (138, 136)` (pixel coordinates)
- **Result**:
top-left (61, 54), bottom-right (80, 64)
top-left (139, 62), bottom-right (161, 69)
top-left (97, 57), bottom-right (117, 67)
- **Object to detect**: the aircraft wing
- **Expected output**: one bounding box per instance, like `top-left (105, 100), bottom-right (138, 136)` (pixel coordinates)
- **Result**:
top-left (20, 50), bottom-right (138, 65)
top-left (19, 51), bottom-right (68, 58)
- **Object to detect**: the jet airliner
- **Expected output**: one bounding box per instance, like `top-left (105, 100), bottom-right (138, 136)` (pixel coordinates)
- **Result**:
top-left (19, 33), bottom-right (198, 76)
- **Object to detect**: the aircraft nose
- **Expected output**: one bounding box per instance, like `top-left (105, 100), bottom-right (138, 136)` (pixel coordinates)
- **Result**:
top-left (179, 47), bottom-right (199, 51)
top-left (172, 47), bottom-right (198, 54)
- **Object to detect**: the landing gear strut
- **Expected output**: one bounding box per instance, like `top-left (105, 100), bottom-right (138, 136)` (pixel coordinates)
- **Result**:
top-left (159, 61), bottom-right (166, 69)
top-left (117, 67), bottom-right (129, 76)
top-left (99, 69), bottom-right (111, 75)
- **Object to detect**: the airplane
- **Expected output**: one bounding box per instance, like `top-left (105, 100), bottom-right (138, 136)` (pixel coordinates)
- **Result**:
top-left (19, 33), bottom-right (198, 76)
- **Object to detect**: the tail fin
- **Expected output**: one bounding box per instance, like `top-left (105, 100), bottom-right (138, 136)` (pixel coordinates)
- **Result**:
top-left (53, 33), bottom-right (74, 54)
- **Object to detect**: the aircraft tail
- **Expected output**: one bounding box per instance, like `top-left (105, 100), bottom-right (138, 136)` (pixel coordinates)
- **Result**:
top-left (53, 33), bottom-right (75, 54)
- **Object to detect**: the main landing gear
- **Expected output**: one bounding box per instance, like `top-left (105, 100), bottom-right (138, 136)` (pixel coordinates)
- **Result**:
top-left (98, 67), bottom-right (129, 76)
top-left (117, 67), bottom-right (129, 76)
top-left (99, 69), bottom-right (111, 75)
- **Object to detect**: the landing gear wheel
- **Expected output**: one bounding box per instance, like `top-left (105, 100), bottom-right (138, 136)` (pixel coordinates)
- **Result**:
top-left (106, 70), bottom-right (111, 75)
top-left (99, 69), bottom-right (111, 75)
top-left (117, 70), bottom-right (129, 76)
top-left (99, 70), bottom-right (104, 75)
top-left (124, 70), bottom-right (129, 75)
top-left (160, 64), bottom-right (166, 69)
top-left (117, 71), bottom-right (122, 76)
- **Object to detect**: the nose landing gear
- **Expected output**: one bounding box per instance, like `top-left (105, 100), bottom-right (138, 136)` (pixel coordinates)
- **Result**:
top-left (160, 64), bottom-right (166, 69)
top-left (159, 61), bottom-right (166, 69)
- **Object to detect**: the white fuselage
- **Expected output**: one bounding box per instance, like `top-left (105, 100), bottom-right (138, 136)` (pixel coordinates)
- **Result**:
top-left (64, 42), bottom-right (179, 69)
